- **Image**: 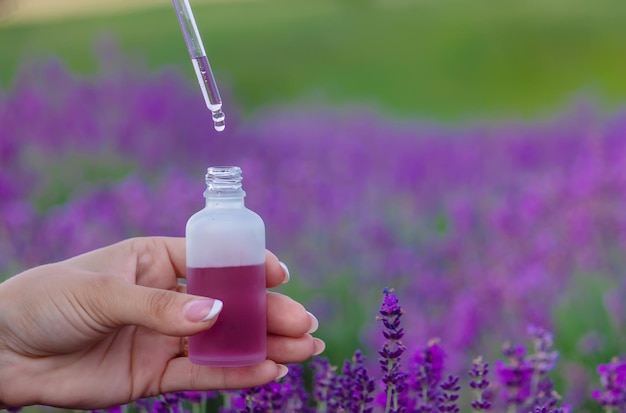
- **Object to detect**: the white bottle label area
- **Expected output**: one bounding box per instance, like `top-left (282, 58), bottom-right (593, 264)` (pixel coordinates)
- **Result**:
top-left (186, 209), bottom-right (265, 268)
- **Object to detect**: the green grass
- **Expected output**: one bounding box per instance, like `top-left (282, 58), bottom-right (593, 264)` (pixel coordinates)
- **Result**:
top-left (3, 0), bottom-right (626, 121)
top-left (552, 273), bottom-right (623, 412)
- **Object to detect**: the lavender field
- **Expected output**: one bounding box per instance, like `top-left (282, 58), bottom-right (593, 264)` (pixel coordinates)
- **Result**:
top-left (3, 49), bottom-right (626, 411)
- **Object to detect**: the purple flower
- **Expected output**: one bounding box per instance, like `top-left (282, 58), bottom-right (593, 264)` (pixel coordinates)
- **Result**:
top-left (591, 357), bottom-right (626, 409)
top-left (309, 356), bottom-right (340, 411)
top-left (494, 343), bottom-right (534, 406)
top-left (438, 375), bottom-right (461, 413)
top-left (234, 369), bottom-right (310, 413)
top-left (133, 397), bottom-right (153, 411)
top-left (150, 399), bottom-right (171, 413)
top-left (279, 364), bottom-right (310, 411)
top-left (377, 288), bottom-right (408, 413)
top-left (530, 379), bottom-right (565, 413)
top-left (527, 325), bottom-right (559, 375)
top-left (469, 357), bottom-right (492, 411)
top-left (177, 391), bottom-right (208, 403)
top-left (408, 338), bottom-right (448, 411)
top-left (494, 326), bottom-right (566, 412)
top-left (533, 407), bottom-right (572, 413)
top-left (338, 350), bottom-right (376, 413)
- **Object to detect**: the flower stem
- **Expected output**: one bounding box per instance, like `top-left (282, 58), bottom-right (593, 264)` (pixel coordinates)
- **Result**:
top-left (317, 390), bottom-right (327, 413)
top-left (385, 359), bottom-right (393, 413)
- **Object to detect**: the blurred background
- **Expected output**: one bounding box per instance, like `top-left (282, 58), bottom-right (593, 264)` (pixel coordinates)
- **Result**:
top-left (3, 0), bottom-right (626, 411)
top-left (4, 0), bottom-right (626, 121)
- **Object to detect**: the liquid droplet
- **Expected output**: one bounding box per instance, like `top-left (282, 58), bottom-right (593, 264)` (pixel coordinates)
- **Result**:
top-left (212, 110), bottom-right (226, 132)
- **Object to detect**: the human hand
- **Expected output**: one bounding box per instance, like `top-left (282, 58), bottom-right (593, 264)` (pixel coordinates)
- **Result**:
top-left (0, 237), bottom-right (324, 409)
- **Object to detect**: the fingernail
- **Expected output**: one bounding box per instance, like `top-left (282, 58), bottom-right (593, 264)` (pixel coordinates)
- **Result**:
top-left (184, 299), bottom-right (223, 322)
top-left (279, 261), bottom-right (290, 284)
top-left (307, 311), bottom-right (319, 334)
top-left (313, 338), bottom-right (326, 356)
top-left (275, 364), bottom-right (289, 381)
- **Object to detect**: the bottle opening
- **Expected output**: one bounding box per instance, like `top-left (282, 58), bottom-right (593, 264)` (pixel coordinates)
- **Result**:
top-left (205, 166), bottom-right (245, 196)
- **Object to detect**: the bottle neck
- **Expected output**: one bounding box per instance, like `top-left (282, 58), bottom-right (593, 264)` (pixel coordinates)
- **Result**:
top-left (204, 166), bottom-right (246, 208)
top-left (204, 196), bottom-right (245, 208)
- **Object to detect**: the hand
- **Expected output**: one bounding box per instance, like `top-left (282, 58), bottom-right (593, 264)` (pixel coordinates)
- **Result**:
top-left (0, 237), bottom-right (324, 409)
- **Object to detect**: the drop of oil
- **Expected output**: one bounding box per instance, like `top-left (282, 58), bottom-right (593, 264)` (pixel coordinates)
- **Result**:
top-left (212, 110), bottom-right (226, 132)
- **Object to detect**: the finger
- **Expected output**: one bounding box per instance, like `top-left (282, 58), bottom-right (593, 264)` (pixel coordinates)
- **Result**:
top-left (265, 251), bottom-right (289, 288)
top-left (68, 237), bottom-right (187, 286)
top-left (129, 237), bottom-right (186, 287)
top-left (160, 359), bottom-right (288, 393)
top-left (85, 276), bottom-right (223, 337)
top-left (266, 292), bottom-right (318, 337)
top-left (266, 334), bottom-right (325, 364)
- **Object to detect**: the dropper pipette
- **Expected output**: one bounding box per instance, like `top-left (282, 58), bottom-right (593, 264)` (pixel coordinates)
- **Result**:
top-left (171, 0), bottom-right (225, 132)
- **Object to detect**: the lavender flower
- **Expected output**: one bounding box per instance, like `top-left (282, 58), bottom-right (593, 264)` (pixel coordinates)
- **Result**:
top-left (532, 407), bottom-right (571, 413)
top-left (279, 364), bottom-right (310, 411)
top-left (469, 357), bottom-right (492, 412)
top-left (310, 356), bottom-right (340, 412)
top-left (151, 399), bottom-right (172, 413)
top-left (408, 338), bottom-right (448, 412)
top-left (218, 391), bottom-right (242, 413)
top-left (438, 375), bottom-right (461, 413)
top-left (527, 325), bottom-right (559, 376)
top-left (235, 371), bottom-right (309, 413)
top-left (338, 350), bottom-right (376, 412)
top-left (493, 326), bottom-right (567, 413)
top-left (524, 325), bottom-right (561, 412)
top-left (494, 343), bottom-right (534, 409)
top-left (591, 357), bottom-right (626, 411)
top-left (377, 288), bottom-right (408, 413)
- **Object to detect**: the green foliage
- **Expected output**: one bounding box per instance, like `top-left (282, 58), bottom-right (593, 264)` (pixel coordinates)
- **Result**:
top-left (552, 272), bottom-right (624, 411)
top-left (3, 0), bottom-right (626, 120)
top-left (554, 273), bottom-right (623, 369)
top-left (277, 267), bottom-right (375, 366)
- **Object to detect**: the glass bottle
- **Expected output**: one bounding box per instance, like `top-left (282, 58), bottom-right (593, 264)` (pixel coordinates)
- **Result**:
top-left (186, 166), bottom-right (266, 366)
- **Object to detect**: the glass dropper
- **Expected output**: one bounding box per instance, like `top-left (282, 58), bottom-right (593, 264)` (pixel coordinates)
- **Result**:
top-left (171, 0), bottom-right (225, 132)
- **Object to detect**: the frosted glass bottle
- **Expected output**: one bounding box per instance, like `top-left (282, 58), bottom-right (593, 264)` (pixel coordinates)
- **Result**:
top-left (186, 166), bottom-right (266, 366)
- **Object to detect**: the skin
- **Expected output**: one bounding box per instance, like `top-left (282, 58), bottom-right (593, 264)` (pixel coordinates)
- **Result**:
top-left (0, 237), bottom-right (324, 409)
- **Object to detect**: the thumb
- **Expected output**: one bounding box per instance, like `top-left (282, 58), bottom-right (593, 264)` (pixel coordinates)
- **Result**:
top-left (88, 279), bottom-right (223, 337)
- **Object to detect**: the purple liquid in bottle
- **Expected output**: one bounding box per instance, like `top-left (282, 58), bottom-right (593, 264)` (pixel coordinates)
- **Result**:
top-left (187, 264), bottom-right (266, 366)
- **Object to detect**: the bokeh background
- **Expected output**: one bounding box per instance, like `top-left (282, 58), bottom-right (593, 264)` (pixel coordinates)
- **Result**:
top-left (3, 0), bottom-right (626, 410)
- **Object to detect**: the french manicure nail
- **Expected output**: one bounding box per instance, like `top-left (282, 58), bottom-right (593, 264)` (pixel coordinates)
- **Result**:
top-left (279, 261), bottom-right (290, 284)
top-left (184, 299), bottom-right (223, 322)
top-left (307, 311), bottom-right (319, 334)
top-left (313, 338), bottom-right (326, 356)
top-left (275, 364), bottom-right (289, 380)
